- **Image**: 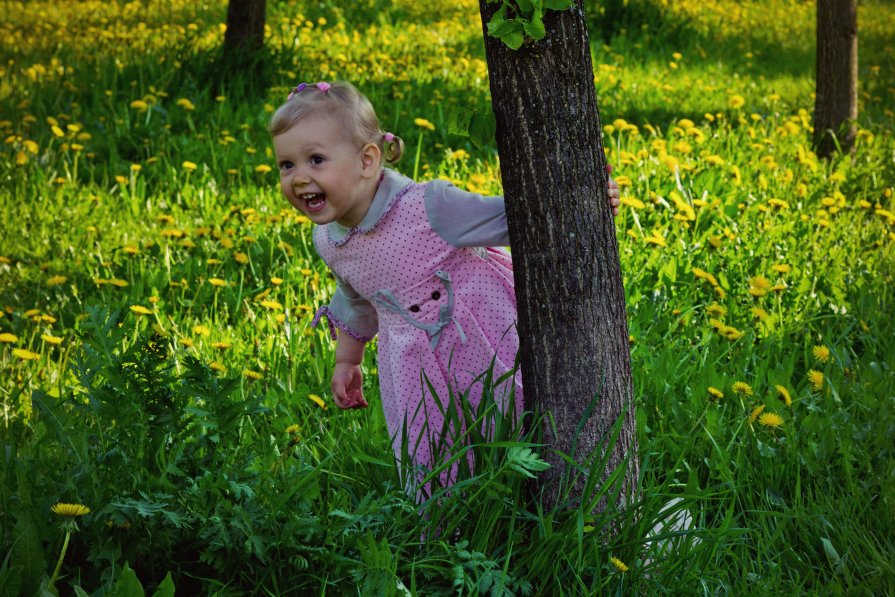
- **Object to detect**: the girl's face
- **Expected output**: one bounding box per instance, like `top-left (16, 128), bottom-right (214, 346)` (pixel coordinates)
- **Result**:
top-left (274, 115), bottom-right (380, 228)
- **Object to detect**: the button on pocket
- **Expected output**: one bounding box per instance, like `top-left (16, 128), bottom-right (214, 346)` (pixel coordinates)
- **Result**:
top-left (409, 305), bottom-right (420, 313)
top-left (431, 291), bottom-right (441, 300)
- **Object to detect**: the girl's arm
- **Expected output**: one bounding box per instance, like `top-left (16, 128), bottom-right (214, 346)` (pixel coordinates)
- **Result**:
top-left (332, 333), bottom-right (368, 409)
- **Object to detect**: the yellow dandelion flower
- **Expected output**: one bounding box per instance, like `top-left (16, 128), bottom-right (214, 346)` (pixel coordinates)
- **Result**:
top-left (260, 300), bottom-right (283, 310)
top-left (0, 333), bottom-right (18, 343)
top-left (812, 345), bottom-right (830, 363)
top-left (255, 164), bottom-right (272, 174)
top-left (243, 369), bottom-right (263, 380)
top-left (13, 348), bottom-right (41, 361)
top-left (414, 118), bottom-right (435, 131)
top-left (308, 394), bottom-right (328, 410)
top-left (192, 325), bottom-right (210, 336)
top-left (708, 386), bottom-right (724, 400)
top-left (176, 98), bottom-right (196, 111)
top-left (758, 412), bottom-right (784, 429)
top-left (749, 275), bottom-right (771, 290)
top-left (771, 264), bottom-right (791, 274)
top-left (271, 277), bottom-right (284, 285)
top-left (775, 384), bottom-right (792, 407)
top-left (122, 245), bottom-right (140, 255)
top-left (808, 370), bottom-right (824, 391)
top-left (208, 278), bottom-right (228, 287)
top-left (41, 334), bottom-right (63, 345)
top-left (285, 424), bottom-right (300, 435)
top-left (209, 361), bottom-right (227, 373)
top-left (109, 279), bottom-right (129, 288)
top-left (749, 404), bottom-right (766, 423)
top-left (211, 341), bottom-right (232, 350)
top-left (728, 94), bottom-right (745, 109)
top-left (130, 100), bottom-right (149, 112)
top-left (751, 307), bottom-right (769, 321)
top-left (610, 557), bottom-right (629, 573)
top-left (46, 275), bottom-right (68, 286)
top-left (732, 381), bottom-right (753, 396)
top-left (234, 252), bottom-right (249, 265)
top-left (180, 337), bottom-right (194, 348)
top-left (129, 305), bottom-right (153, 315)
top-left (706, 303), bottom-right (726, 317)
top-left (52, 503), bottom-right (91, 517)
top-left (182, 161), bottom-right (197, 172)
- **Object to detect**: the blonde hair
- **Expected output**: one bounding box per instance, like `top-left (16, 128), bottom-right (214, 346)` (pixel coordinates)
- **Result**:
top-left (268, 81), bottom-right (404, 164)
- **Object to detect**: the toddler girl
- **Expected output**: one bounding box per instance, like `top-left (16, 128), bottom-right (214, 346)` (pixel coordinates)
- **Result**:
top-left (269, 81), bottom-right (619, 495)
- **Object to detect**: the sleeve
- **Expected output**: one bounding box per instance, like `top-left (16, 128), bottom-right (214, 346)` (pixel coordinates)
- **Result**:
top-left (311, 270), bottom-right (379, 343)
top-left (424, 179), bottom-right (510, 248)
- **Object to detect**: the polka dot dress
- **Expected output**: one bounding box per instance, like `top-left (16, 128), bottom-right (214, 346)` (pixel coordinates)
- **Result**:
top-left (314, 182), bottom-right (523, 496)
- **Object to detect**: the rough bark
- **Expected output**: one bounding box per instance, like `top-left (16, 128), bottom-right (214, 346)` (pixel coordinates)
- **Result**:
top-left (478, 1), bottom-right (638, 511)
top-left (224, 0), bottom-right (267, 54)
top-left (814, 0), bottom-right (858, 158)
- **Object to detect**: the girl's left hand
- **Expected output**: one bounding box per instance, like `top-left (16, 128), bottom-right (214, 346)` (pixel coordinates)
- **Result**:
top-left (607, 164), bottom-right (620, 217)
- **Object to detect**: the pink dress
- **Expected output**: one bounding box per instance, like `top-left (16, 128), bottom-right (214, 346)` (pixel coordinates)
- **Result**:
top-left (312, 169), bottom-right (523, 493)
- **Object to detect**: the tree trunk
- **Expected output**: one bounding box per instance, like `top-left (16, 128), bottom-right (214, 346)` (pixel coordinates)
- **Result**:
top-left (478, 1), bottom-right (638, 511)
top-left (814, 0), bottom-right (858, 158)
top-left (224, 0), bottom-right (267, 54)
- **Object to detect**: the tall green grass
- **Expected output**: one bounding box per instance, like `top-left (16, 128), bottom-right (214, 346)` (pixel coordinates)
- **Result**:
top-left (1, 0), bottom-right (894, 594)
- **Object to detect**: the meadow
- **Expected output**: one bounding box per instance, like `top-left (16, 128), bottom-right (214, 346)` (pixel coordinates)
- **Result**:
top-left (1, 0), bottom-right (894, 594)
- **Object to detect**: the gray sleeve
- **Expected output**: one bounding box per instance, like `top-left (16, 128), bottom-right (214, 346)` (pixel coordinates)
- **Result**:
top-left (424, 179), bottom-right (510, 247)
top-left (311, 271), bottom-right (378, 343)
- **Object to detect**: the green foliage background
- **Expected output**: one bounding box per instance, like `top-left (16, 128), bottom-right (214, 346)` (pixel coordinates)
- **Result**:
top-left (0, 0), bottom-right (893, 594)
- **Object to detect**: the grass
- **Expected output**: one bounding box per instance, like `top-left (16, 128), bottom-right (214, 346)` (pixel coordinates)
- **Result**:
top-left (1, 0), bottom-right (894, 594)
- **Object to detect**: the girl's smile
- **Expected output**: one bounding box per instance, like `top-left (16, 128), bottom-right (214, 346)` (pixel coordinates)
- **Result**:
top-left (273, 116), bottom-right (381, 227)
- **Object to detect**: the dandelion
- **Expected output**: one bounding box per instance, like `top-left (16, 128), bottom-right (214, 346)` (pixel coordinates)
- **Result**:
top-left (728, 94), bottom-right (745, 109)
top-left (771, 264), bottom-right (791, 274)
top-left (192, 325), bottom-right (210, 336)
top-left (208, 278), bottom-right (228, 287)
top-left (52, 503), bottom-right (90, 517)
top-left (130, 100), bottom-right (149, 112)
top-left (176, 98), bottom-right (195, 111)
top-left (255, 164), bottom-right (272, 174)
top-left (775, 384), bottom-right (792, 407)
top-left (243, 369), bottom-right (263, 380)
top-left (732, 381), bottom-right (753, 396)
top-left (309, 394), bottom-right (327, 410)
top-left (0, 333), bottom-right (18, 343)
top-left (211, 341), bottom-right (232, 350)
top-left (808, 370), bottom-right (824, 391)
top-left (706, 303), bottom-right (727, 317)
top-left (41, 334), bottom-right (63, 345)
top-left (414, 118), bottom-right (435, 131)
top-left (182, 161), bottom-right (197, 172)
top-left (708, 386), bottom-right (724, 400)
top-left (13, 348), bottom-right (41, 361)
top-left (749, 404), bottom-right (766, 423)
top-left (180, 337), bottom-right (194, 348)
top-left (812, 345), bottom-right (830, 363)
top-left (260, 300), bottom-right (283, 310)
top-left (46, 275), bottom-right (68, 286)
top-left (271, 277), bottom-right (284, 285)
top-left (610, 557), bottom-right (629, 573)
top-left (758, 412), bottom-right (784, 429)
top-left (286, 424), bottom-right (300, 435)
top-left (234, 252), bottom-right (250, 265)
top-left (751, 307), bottom-right (769, 321)
top-left (209, 361), bottom-right (227, 373)
top-left (129, 305), bottom-right (153, 315)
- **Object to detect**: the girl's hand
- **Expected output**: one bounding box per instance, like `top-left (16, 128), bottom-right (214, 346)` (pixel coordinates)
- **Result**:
top-left (332, 362), bottom-right (369, 409)
top-left (606, 163), bottom-right (620, 217)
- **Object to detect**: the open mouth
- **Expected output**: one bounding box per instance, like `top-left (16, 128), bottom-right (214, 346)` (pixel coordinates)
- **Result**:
top-left (300, 193), bottom-right (325, 212)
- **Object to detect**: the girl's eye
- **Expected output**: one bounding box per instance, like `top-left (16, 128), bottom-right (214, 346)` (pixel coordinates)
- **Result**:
top-left (310, 155), bottom-right (325, 165)
top-left (279, 161), bottom-right (293, 171)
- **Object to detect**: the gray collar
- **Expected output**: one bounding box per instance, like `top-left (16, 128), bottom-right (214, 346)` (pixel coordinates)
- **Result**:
top-left (326, 168), bottom-right (414, 245)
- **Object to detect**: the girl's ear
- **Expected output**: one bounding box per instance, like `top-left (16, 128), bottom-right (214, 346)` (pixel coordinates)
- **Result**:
top-left (360, 143), bottom-right (382, 176)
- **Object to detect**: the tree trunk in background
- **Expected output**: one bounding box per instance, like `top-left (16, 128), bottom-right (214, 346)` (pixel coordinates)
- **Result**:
top-left (814, 0), bottom-right (858, 158)
top-left (224, 0), bottom-right (266, 54)
top-left (478, 1), bottom-right (638, 511)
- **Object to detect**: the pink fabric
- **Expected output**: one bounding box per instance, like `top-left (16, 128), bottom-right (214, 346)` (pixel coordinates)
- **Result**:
top-left (314, 182), bottom-right (523, 496)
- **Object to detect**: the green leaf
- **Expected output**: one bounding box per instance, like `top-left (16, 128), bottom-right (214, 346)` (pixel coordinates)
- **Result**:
top-left (659, 256), bottom-right (678, 285)
top-left (11, 515), bottom-right (46, 597)
top-left (487, 10), bottom-right (525, 50)
top-left (112, 562), bottom-right (145, 597)
top-left (149, 572), bottom-right (175, 597)
top-left (523, 9), bottom-right (546, 39)
top-left (544, 0), bottom-right (574, 9)
top-left (469, 107), bottom-right (496, 149)
top-left (447, 107), bottom-right (474, 137)
top-left (516, 0), bottom-right (534, 14)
